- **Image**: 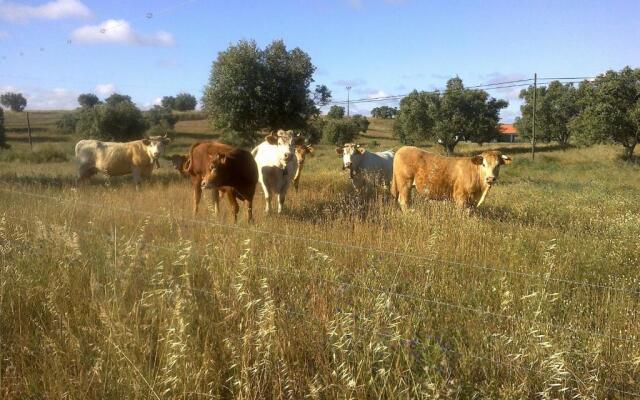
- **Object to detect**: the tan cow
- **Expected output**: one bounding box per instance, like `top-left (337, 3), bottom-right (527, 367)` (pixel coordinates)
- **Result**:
top-left (391, 146), bottom-right (512, 211)
top-left (75, 135), bottom-right (171, 185)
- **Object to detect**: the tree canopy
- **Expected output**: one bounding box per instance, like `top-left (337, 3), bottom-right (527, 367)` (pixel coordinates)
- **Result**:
top-left (105, 93), bottom-right (133, 106)
top-left (75, 99), bottom-right (147, 141)
top-left (161, 96), bottom-right (176, 109)
top-left (173, 93), bottom-right (197, 111)
top-left (0, 92), bottom-right (27, 112)
top-left (394, 77), bottom-right (508, 154)
top-left (202, 39), bottom-right (320, 145)
top-left (371, 106), bottom-right (397, 119)
top-left (515, 81), bottom-right (579, 146)
top-left (327, 105), bottom-right (345, 119)
top-left (570, 67), bottom-right (640, 159)
top-left (77, 93), bottom-right (101, 108)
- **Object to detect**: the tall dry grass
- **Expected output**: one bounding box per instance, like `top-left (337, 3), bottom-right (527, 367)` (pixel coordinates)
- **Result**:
top-left (1, 128), bottom-right (639, 398)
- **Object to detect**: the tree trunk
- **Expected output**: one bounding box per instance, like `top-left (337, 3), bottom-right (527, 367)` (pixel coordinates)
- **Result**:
top-left (623, 143), bottom-right (636, 160)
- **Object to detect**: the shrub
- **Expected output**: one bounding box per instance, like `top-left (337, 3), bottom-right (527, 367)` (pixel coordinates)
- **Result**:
top-left (75, 101), bottom-right (148, 141)
top-left (299, 118), bottom-right (325, 144)
top-left (173, 111), bottom-right (207, 121)
top-left (351, 114), bottom-right (370, 133)
top-left (327, 105), bottom-right (345, 119)
top-left (55, 113), bottom-right (78, 135)
top-left (219, 129), bottom-right (259, 149)
top-left (146, 106), bottom-right (178, 130)
top-left (322, 118), bottom-right (360, 145)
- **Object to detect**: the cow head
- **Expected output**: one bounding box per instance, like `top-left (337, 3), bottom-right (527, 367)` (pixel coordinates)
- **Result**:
top-left (143, 134), bottom-right (172, 161)
top-left (201, 152), bottom-right (229, 189)
top-left (169, 154), bottom-right (190, 177)
top-left (471, 151), bottom-right (513, 187)
top-left (295, 144), bottom-right (313, 166)
top-left (336, 143), bottom-right (366, 177)
top-left (266, 132), bottom-right (295, 173)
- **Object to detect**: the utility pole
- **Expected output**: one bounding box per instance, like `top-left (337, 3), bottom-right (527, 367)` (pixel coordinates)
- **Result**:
top-left (531, 73), bottom-right (537, 160)
top-left (346, 86), bottom-right (352, 117)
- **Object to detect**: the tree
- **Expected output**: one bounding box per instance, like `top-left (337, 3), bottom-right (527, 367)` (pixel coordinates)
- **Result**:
top-left (173, 93), bottom-right (197, 111)
top-left (394, 77), bottom-right (507, 154)
top-left (75, 100), bottom-right (147, 141)
top-left (161, 96), bottom-right (176, 109)
top-left (515, 81), bottom-right (579, 146)
top-left (0, 92), bottom-right (27, 112)
top-left (322, 118), bottom-right (360, 145)
top-left (105, 93), bottom-right (133, 106)
top-left (351, 114), bottom-right (369, 133)
top-left (203, 39), bottom-right (319, 146)
top-left (0, 107), bottom-right (8, 149)
top-left (327, 105), bottom-right (345, 119)
top-left (571, 67), bottom-right (640, 159)
top-left (77, 93), bottom-right (100, 108)
top-left (146, 105), bottom-right (178, 134)
top-left (371, 106), bottom-right (397, 119)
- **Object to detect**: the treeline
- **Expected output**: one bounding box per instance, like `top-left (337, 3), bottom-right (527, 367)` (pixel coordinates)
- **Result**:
top-left (516, 67), bottom-right (640, 159)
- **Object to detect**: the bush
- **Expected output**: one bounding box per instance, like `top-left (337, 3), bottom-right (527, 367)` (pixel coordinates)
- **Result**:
top-left (322, 119), bottom-right (360, 145)
top-left (55, 113), bottom-right (78, 135)
top-left (146, 106), bottom-right (178, 130)
top-left (75, 101), bottom-right (148, 141)
top-left (351, 114), bottom-right (369, 133)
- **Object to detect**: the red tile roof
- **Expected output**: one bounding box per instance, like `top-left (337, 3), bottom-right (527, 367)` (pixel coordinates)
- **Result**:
top-left (499, 124), bottom-right (517, 135)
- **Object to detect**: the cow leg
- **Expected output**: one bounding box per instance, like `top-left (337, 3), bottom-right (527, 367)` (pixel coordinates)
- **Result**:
top-left (191, 178), bottom-right (202, 215)
top-left (245, 198), bottom-right (254, 224)
top-left (132, 167), bottom-right (142, 189)
top-left (226, 191), bottom-right (239, 223)
top-left (277, 190), bottom-right (286, 214)
top-left (261, 182), bottom-right (272, 213)
top-left (77, 166), bottom-right (97, 185)
top-left (211, 189), bottom-right (220, 215)
top-left (397, 179), bottom-right (412, 212)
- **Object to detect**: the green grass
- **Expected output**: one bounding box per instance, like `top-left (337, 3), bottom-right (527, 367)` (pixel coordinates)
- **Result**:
top-left (1, 117), bottom-right (639, 399)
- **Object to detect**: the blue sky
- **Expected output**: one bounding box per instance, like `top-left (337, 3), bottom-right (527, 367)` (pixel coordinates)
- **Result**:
top-left (1, 0), bottom-right (638, 121)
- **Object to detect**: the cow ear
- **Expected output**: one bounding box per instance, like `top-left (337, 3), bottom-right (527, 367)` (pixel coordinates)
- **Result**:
top-left (163, 137), bottom-right (172, 144)
top-left (142, 139), bottom-right (151, 146)
top-left (266, 135), bottom-right (278, 145)
top-left (500, 155), bottom-right (512, 165)
top-left (471, 155), bottom-right (483, 165)
top-left (335, 147), bottom-right (343, 155)
top-left (357, 147), bottom-right (366, 154)
top-left (306, 146), bottom-right (314, 154)
top-left (217, 153), bottom-right (227, 165)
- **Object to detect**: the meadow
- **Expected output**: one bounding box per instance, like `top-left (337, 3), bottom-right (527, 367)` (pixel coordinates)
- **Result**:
top-left (1, 112), bottom-right (639, 399)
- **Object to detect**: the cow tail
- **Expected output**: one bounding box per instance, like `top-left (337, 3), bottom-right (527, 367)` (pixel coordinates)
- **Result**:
top-left (250, 146), bottom-right (259, 157)
top-left (390, 170), bottom-right (398, 201)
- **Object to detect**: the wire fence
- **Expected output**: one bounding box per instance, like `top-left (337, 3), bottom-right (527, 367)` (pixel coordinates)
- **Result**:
top-left (4, 209), bottom-right (640, 398)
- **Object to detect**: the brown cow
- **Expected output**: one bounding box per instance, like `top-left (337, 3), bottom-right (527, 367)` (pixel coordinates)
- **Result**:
top-left (391, 146), bottom-right (512, 211)
top-left (187, 141), bottom-right (258, 223)
top-left (169, 154), bottom-right (190, 177)
top-left (292, 144), bottom-right (313, 191)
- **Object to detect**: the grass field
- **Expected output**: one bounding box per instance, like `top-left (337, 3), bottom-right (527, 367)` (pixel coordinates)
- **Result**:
top-left (1, 115), bottom-right (640, 399)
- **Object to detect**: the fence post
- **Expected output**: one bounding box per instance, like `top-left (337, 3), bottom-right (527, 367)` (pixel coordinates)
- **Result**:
top-left (26, 111), bottom-right (33, 150)
top-left (531, 73), bottom-right (537, 160)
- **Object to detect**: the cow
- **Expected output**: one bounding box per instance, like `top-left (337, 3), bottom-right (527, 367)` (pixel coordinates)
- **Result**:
top-left (391, 146), bottom-right (512, 212)
top-left (292, 143), bottom-right (313, 191)
top-left (187, 141), bottom-right (258, 223)
top-left (75, 134), bottom-right (171, 185)
top-left (169, 154), bottom-right (190, 177)
top-left (335, 143), bottom-right (394, 189)
top-left (252, 130), bottom-right (298, 214)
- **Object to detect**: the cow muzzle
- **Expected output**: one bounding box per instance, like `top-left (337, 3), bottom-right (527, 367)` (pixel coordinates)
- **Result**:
top-left (485, 176), bottom-right (495, 186)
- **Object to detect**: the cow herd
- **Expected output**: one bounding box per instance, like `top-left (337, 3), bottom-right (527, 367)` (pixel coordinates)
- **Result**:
top-left (74, 130), bottom-right (513, 222)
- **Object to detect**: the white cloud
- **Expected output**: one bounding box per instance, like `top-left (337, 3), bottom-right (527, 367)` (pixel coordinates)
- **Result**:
top-left (1, 85), bottom-right (79, 109)
top-left (346, 0), bottom-right (363, 9)
top-left (0, 0), bottom-right (90, 22)
top-left (0, 31), bottom-right (8, 40)
top-left (71, 19), bottom-right (175, 47)
top-left (367, 90), bottom-right (389, 99)
top-left (95, 83), bottom-right (116, 96)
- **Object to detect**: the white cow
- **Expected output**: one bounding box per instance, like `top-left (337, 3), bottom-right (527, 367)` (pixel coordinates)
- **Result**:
top-left (336, 143), bottom-right (394, 189)
top-left (252, 131), bottom-right (297, 213)
top-left (75, 135), bottom-right (171, 185)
